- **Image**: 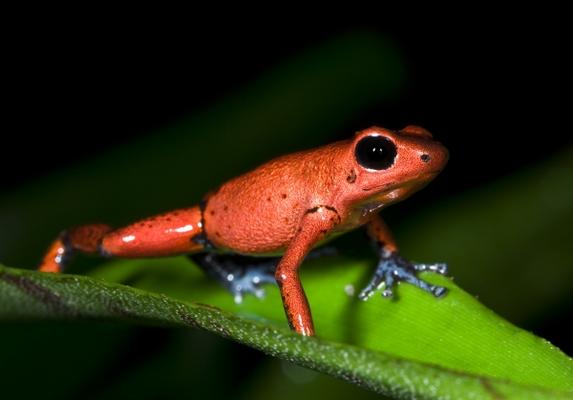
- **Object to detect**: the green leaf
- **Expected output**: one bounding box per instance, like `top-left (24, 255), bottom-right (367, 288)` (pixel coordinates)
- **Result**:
top-left (1, 264), bottom-right (571, 400)
top-left (399, 148), bottom-right (573, 322)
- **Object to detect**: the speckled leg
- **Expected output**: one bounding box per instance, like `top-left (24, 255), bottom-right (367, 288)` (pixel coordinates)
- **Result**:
top-left (189, 247), bottom-right (336, 303)
top-left (39, 224), bottom-right (113, 273)
top-left (39, 207), bottom-right (205, 273)
top-left (358, 252), bottom-right (448, 300)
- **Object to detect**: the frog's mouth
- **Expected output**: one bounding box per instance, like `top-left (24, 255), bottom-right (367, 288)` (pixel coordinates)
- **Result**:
top-left (359, 177), bottom-right (435, 217)
top-left (361, 171), bottom-right (439, 193)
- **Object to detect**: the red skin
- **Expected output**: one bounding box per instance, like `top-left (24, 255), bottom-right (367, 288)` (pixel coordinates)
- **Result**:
top-left (39, 126), bottom-right (448, 336)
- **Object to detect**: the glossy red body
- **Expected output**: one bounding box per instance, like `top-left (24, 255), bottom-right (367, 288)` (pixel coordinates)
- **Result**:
top-left (39, 126), bottom-right (448, 336)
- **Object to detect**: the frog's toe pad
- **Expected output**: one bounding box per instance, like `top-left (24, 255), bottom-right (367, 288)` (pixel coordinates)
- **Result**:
top-left (229, 268), bottom-right (276, 303)
top-left (413, 262), bottom-right (448, 275)
top-left (358, 254), bottom-right (448, 301)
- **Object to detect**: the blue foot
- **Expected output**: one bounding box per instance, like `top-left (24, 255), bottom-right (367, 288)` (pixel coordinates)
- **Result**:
top-left (358, 253), bottom-right (448, 300)
top-left (226, 263), bottom-right (277, 303)
top-left (189, 253), bottom-right (277, 303)
top-left (190, 247), bottom-right (336, 303)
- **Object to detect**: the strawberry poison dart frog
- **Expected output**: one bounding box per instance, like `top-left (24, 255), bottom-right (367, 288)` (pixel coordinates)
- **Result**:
top-left (39, 126), bottom-right (449, 336)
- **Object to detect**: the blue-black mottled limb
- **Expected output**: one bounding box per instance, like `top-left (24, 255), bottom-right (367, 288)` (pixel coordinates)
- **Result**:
top-left (57, 232), bottom-right (74, 268)
top-left (359, 251), bottom-right (449, 301)
top-left (189, 253), bottom-right (278, 303)
top-left (189, 247), bottom-right (336, 303)
top-left (191, 198), bottom-right (216, 250)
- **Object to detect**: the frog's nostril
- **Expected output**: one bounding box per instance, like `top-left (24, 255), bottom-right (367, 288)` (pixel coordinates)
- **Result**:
top-left (420, 154), bottom-right (431, 163)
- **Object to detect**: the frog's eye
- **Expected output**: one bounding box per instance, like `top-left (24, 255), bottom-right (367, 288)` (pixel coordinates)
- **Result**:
top-left (355, 135), bottom-right (397, 170)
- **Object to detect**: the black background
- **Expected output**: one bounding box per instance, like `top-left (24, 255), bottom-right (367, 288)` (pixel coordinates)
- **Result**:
top-left (3, 18), bottom-right (571, 191)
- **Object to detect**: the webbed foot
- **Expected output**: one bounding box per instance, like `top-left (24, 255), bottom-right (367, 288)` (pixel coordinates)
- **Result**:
top-left (358, 252), bottom-right (448, 300)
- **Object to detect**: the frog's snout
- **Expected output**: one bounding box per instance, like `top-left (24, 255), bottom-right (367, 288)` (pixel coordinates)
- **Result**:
top-left (421, 141), bottom-right (449, 173)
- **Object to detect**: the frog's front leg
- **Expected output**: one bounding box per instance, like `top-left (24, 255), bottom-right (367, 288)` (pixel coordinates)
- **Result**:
top-left (359, 214), bottom-right (448, 300)
top-left (275, 206), bottom-right (339, 336)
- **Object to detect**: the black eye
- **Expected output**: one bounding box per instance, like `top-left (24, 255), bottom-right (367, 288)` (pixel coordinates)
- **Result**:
top-left (355, 135), bottom-right (397, 170)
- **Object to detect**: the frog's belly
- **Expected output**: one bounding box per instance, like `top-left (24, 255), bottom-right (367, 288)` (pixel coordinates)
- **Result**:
top-left (203, 203), bottom-right (299, 255)
top-left (213, 232), bottom-right (344, 257)
top-left (207, 216), bottom-right (349, 257)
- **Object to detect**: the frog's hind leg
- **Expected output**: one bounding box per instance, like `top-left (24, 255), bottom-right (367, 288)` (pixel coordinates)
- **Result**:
top-left (39, 224), bottom-right (113, 273)
top-left (189, 253), bottom-right (278, 303)
top-left (39, 207), bottom-right (204, 273)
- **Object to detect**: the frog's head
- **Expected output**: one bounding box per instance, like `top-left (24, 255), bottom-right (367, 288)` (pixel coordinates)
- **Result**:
top-left (345, 125), bottom-right (448, 209)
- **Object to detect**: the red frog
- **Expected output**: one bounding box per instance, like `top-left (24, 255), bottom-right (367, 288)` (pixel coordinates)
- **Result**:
top-left (39, 126), bottom-right (449, 336)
